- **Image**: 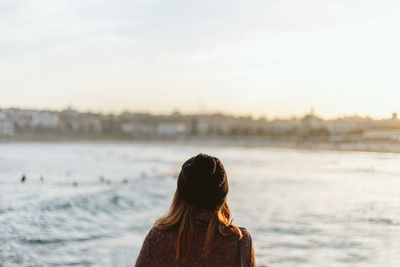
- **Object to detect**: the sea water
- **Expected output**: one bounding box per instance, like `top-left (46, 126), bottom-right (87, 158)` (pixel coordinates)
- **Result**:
top-left (0, 142), bottom-right (399, 266)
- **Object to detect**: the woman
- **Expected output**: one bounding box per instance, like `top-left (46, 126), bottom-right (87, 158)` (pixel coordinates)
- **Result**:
top-left (135, 153), bottom-right (256, 267)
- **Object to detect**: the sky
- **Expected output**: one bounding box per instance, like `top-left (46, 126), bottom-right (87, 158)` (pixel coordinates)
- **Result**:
top-left (1, 0), bottom-right (400, 119)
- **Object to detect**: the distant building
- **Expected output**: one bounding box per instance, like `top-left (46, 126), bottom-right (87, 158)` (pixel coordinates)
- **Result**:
top-left (81, 117), bottom-right (103, 133)
top-left (0, 112), bottom-right (6, 120)
top-left (363, 129), bottom-right (400, 141)
top-left (157, 123), bottom-right (186, 136)
top-left (0, 120), bottom-right (15, 135)
top-left (298, 114), bottom-right (326, 135)
top-left (218, 123), bottom-right (234, 135)
top-left (196, 119), bottom-right (209, 135)
top-left (327, 118), bottom-right (364, 135)
top-left (121, 123), bottom-right (155, 136)
top-left (264, 119), bottom-right (299, 135)
top-left (70, 121), bottom-right (81, 131)
top-left (30, 111), bottom-right (60, 128)
top-left (195, 114), bottom-right (237, 135)
top-left (12, 109), bottom-right (32, 128)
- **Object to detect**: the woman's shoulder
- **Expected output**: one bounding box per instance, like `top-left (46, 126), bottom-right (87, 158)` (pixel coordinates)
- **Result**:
top-left (135, 226), bottom-right (177, 266)
top-left (146, 226), bottom-right (165, 239)
top-left (239, 227), bottom-right (252, 238)
top-left (237, 227), bottom-right (256, 266)
top-left (146, 226), bottom-right (176, 245)
top-left (238, 227), bottom-right (254, 247)
top-left (148, 226), bottom-right (161, 235)
top-left (149, 225), bottom-right (177, 235)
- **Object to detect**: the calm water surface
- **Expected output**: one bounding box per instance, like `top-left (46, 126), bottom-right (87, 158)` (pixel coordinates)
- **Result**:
top-left (0, 142), bottom-right (400, 266)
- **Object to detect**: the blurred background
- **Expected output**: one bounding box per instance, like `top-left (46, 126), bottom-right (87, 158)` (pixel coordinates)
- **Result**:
top-left (1, 0), bottom-right (400, 266)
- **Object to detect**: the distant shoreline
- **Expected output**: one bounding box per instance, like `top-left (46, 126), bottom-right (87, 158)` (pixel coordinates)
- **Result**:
top-left (1, 135), bottom-right (400, 154)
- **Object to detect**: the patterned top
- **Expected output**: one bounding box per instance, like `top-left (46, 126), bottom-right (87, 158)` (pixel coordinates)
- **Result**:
top-left (135, 210), bottom-right (256, 267)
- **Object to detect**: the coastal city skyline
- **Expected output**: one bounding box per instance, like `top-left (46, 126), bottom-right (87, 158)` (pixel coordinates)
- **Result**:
top-left (1, 105), bottom-right (400, 139)
top-left (2, 89), bottom-right (400, 120)
top-left (0, 104), bottom-right (399, 120)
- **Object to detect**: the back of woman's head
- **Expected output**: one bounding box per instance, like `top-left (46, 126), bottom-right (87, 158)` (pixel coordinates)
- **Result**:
top-left (177, 153), bottom-right (228, 211)
top-left (155, 153), bottom-right (242, 263)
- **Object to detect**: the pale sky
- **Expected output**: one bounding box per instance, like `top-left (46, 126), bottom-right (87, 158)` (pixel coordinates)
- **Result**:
top-left (1, 0), bottom-right (400, 118)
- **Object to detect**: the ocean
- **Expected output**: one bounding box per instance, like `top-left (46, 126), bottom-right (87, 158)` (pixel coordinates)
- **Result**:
top-left (0, 142), bottom-right (399, 266)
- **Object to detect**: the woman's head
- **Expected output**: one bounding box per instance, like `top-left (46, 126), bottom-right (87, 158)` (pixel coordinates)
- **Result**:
top-left (155, 153), bottom-right (242, 263)
top-left (177, 153), bottom-right (228, 211)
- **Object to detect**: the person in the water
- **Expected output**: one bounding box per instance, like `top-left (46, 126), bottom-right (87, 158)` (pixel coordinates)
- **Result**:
top-left (135, 153), bottom-right (256, 267)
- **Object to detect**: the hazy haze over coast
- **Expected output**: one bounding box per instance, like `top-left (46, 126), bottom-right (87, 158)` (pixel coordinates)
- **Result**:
top-left (1, 0), bottom-right (400, 118)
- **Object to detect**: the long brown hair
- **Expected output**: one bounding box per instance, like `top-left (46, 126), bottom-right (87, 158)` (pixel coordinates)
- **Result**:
top-left (154, 190), bottom-right (243, 263)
